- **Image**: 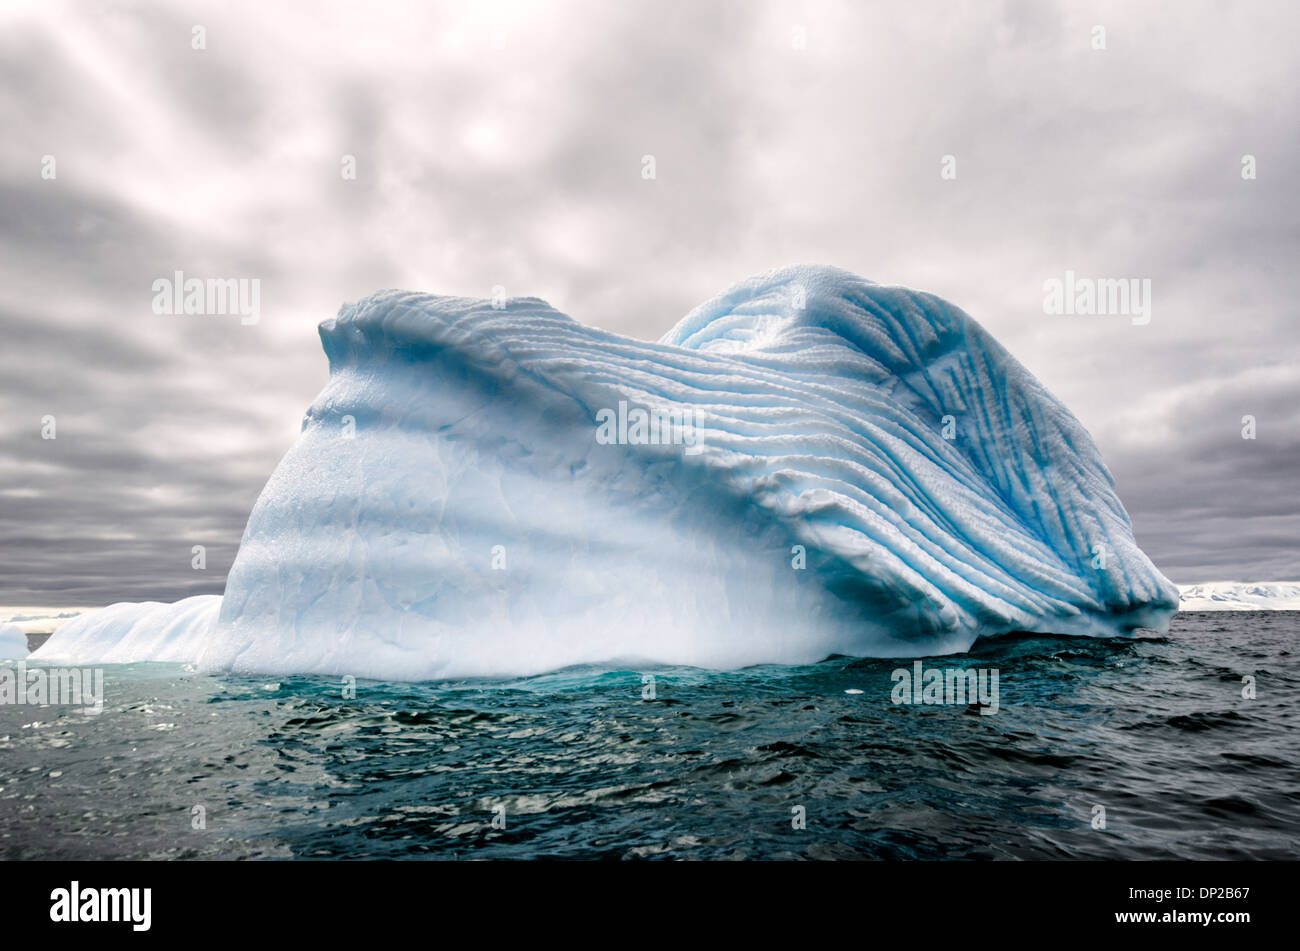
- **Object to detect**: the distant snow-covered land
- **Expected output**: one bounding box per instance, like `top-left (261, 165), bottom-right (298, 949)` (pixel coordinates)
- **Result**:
top-left (0, 607), bottom-right (90, 634)
top-left (1179, 582), bottom-right (1300, 611)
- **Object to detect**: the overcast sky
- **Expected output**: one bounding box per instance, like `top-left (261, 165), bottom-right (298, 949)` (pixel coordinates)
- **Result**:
top-left (1, 0), bottom-right (1296, 606)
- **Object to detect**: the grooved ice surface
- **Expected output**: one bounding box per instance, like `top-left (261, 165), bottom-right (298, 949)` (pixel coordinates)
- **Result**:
top-left (37, 266), bottom-right (1177, 679)
top-left (201, 265), bottom-right (1175, 678)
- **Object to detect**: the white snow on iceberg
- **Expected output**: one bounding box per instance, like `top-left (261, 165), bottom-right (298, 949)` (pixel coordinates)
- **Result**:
top-left (1179, 581), bottom-right (1300, 611)
top-left (174, 264), bottom-right (1175, 680)
top-left (32, 596), bottom-right (221, 665)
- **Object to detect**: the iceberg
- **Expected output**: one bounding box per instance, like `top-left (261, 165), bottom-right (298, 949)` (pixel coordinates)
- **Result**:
top-left (0, 622), bottom-right (27, 659)
top-left (32, 596), bottom-right (221, 665)
top-left (37, 266), bottom-right (1178, 679)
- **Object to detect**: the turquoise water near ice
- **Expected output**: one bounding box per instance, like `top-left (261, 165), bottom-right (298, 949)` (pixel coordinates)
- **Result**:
top-left (1, 612), bottom-right (1296, 860)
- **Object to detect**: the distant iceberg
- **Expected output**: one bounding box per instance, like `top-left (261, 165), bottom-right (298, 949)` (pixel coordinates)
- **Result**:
top-left (36, 266), bottom-right (1178, 678)
top-left (0, 622), bottom-right (27, 659)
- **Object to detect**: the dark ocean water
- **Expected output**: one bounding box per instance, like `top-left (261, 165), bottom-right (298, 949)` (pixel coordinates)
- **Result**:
top-left (1, 611), bottom-right (1296, 860)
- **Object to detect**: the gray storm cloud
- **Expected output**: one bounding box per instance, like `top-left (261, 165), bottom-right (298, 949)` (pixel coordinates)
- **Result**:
top-left (0, 0), bottom-right (1296, 605)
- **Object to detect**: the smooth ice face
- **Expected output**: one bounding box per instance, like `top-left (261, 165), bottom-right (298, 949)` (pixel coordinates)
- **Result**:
top-left (192, 265), bottom-right (1176, 680)
top-left (32, 596), bottom-right (221, 665)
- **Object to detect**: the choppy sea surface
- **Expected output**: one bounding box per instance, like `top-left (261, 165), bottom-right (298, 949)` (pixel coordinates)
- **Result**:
top-left (1, 611), bottom-right (1296, 860)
